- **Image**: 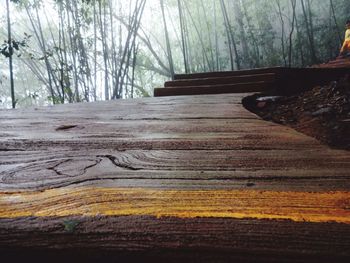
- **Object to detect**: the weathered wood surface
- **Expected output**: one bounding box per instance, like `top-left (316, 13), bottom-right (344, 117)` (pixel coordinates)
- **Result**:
top-left (1, 93), bottom-right (350, 262)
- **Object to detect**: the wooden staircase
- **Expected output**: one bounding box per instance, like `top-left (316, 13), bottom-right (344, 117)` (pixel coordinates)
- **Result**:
top-left (154, 66), bottom-right (350, 97)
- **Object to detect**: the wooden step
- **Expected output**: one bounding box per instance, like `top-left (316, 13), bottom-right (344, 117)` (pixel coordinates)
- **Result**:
top-left (161, 67), bottom-right (350, 97)
top-left (154, 81), bottom-right (273, 97)
top-left (317, 63), bottom-right (350, 68)
top-left (165, 73), bottom-right (277, 87)
top-left (174, 67), bottom-right (284, 80)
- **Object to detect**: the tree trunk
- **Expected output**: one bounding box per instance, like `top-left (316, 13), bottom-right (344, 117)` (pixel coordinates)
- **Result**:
top-left (300, 0), bottom-right (318, 63)
top-left (295, 10), bottom-right (305, 66)
top-left (6, 0), bottom-right (15, 109)
top-left (177, 0), bottom-right (189, 74)
top-left (329, 0), bottom-right (342, 46)
top-left (160, 0), bottom-right (175, 79)
top-left (233, 0), bottom-right (250, 68)
top-left (240, 0), bottom-right (260, 67)
top-left (288, 0), bottom-right (297, 67)
top-left (200, 0), bottom-right (215, 71)
top-left (276, 0), bottom-right (287, 67)
top-left (213, 1), bottom-right (220, 70)
top-left (220, 0), bottom-right (240, 70)
top-left (98, 1), bottom-right (109, 101)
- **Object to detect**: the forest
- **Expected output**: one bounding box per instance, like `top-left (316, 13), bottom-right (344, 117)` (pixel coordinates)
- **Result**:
top-left (1, 0), bottom-right (349, 109)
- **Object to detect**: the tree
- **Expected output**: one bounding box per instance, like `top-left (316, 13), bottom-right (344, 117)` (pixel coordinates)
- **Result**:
top-left (160, 0), bottom-right (175, 80)
top-left (220, 0), bottom-right (240, 70)
top-left (5, 0), bottom-right (15, 108)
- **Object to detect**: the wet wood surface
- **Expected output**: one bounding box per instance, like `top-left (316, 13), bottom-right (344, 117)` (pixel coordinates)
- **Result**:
top-left (1, 93), bottom-right (350, 262)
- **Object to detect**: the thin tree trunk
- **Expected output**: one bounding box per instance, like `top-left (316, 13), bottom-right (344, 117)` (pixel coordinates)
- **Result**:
top-left (241, 0), bottom-right (260, 67)
top-left (213, 1), bottom-right (220, 70)
top-left (276, 0), bottom-right (287, 66)
top-left (182, 1), bottom-right (212, 71)
top-left (295, 10), bottom-right (305, 66)
top-left (160, 0), bottom-right (175, 79)
top-left (112, 0), bottom-right (146, 99)
top-left (6, 0), bottom-right (15, 108)
top-left (65, 0), bottom-right (80, 102)
top-left (98, 0), bottom-right (109, 100)
top-left (93, 0), bottom-right (97, 101)
top-left (60, 3), bottom-right (73, 103)
top-left (288, 0), bottom-right (297, 67)
top-left (220, 0), bottom-right (240, 70)
top-left (329, 0), bottom-right (342, 45)
top-left (233, 0), bottom-right (250, 68)
top-left (25, 5), bottom-right (56, 102)
top-left (57, 5), bottom-right (65, 104)
top-left (131, 44), bottom-right (138, 99)
top-left (177, 0), bottom-right (189, 73)
top-left (200, 0), bottom-right (215, 70)
top-left (300, 0), bottom-right (318, 63)
top-left (71, 0), bottom-right (91, 102)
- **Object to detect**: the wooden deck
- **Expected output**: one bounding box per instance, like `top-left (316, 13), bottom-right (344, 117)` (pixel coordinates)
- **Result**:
top-left (1, 93), bottom-right (350, 262)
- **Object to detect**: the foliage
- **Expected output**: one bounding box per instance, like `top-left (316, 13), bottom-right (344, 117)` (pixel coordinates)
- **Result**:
top-left (0, 33), bottom-right (30, 58)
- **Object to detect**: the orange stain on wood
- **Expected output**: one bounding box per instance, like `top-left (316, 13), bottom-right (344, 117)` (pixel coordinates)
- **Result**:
top-left (0, 188), bottom-right (349, 224)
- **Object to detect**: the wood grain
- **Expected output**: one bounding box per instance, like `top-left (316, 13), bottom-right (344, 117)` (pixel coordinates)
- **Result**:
top-left (1, 93), bottom-right (350, 261)
top-left (1, 187), bottom-right (350, 223)
top-left (1, 216), bottom-right (350, 262)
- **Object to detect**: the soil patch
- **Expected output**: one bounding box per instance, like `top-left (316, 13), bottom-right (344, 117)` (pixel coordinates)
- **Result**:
top-left (244, 76), bottom-right (350, 150)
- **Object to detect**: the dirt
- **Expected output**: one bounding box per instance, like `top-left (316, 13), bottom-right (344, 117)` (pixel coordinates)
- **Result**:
top-left (244, 75), bottom-right (350, 150)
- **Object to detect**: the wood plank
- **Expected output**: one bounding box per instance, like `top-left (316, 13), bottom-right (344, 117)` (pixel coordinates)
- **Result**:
top-left (1, 187), bottom-right (350, 223)
top-left (173, 67), bottom-right (349, 81)
top-left (1, 92), bottom-right (350, 261)
top-left (170, 68), bottom-right (349, 96)
top-left (165, 73), bottom-right (276, 87)
top-left (154, 82), bottom-right (273, 97)
top-left (2, 150), bottom-right (350, 192)
top-left (1, 216), bottom-right (350, 262)
top-left (0, 94), bottom-right (254, 121)
top-left (174, 67), bottom-right (284, 80)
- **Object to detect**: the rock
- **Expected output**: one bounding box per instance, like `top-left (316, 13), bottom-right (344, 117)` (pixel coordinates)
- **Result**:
top-left (312, 107), bottom-right (332, 117)
top-left (257, 101), bottom-right (267, 108)
top-left (256, 96), bottom-right (283, 102)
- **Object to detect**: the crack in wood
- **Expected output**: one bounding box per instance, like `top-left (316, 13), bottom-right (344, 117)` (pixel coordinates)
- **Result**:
top-left (97, 155), bottom-right (142, 171)
top-left (46, 158), bottom-right (102, 177)
top-left (55, 125), bottom-right (79, 131)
